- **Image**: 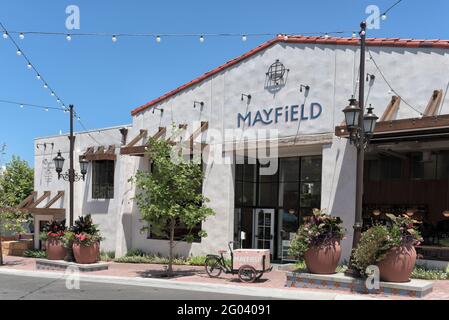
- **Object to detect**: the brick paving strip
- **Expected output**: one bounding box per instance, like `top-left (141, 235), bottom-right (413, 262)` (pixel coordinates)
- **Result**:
top-left (1, 256), bottom-right (448, 300)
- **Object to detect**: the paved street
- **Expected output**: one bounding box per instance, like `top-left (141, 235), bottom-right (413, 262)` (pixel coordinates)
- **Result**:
top-left (0, 274), bottom-right (273, 300)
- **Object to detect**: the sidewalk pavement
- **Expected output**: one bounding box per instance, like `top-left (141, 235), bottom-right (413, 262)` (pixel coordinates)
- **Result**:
top-left (1, 256), bottom-right (448, 300)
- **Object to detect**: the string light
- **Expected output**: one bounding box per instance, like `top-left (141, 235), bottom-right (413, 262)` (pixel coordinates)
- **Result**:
top-left (112, 35), bottom-right (117, 42)
top-left (0, 99), bottom-right (63, 112)
top-left (66, 34), bottom-right (72, 41)
top-left (16, 49), bottom-right (22, 56)
top-left (27, 63), bottom-right (32, 69)
top-left (199, 35), bottom-right (204, 43)
top-left (352, 32), bottom-right (357, 38)
top-left (381, 14), bottom-right (387, 20)
top-left (242, 35), bottom-right (247, 41)
top-left (2, 31), bottom-right (7, 39)
top-left (324, 33), bottom-right (329, 39)
top-left (36, 74), bottom-right (41, 80)
top-left (156, 35), bottom-right (161, 43)
top-left (19, 32), bottom-right (24, 40)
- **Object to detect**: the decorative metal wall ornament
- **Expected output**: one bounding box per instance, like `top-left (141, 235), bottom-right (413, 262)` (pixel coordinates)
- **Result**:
top-left (264, 59), bottom-right (289, 92)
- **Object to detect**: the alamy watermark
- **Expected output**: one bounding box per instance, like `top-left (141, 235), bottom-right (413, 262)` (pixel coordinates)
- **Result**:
top-left (66, 5), bottom-right (80, 30)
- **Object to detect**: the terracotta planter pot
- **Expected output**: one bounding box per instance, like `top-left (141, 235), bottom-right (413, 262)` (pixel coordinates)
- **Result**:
top-left (46, 238), bottom-right (67, 260)
top-left (304, 240), bottom-right (341, 274)
top-left (377, 244), bottom-right (416, 283)
top-left (72, 242), bottom-right (100, 264)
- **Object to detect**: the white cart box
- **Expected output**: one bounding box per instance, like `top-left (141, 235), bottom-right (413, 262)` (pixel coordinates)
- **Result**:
top-left (233, 249), bottom-right (270, 271)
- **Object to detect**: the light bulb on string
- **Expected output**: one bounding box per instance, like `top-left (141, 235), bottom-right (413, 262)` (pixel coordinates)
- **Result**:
top-left (2, 32), bottom-right (8, 39)
top-left (27, 63), bottom-right (32, 69)
top-left (36, 74), bottom-right (41, 80)
top-left (156, 35), bottom-right (161, 43)
top-left (352, 32), bottom-right (357, 38)
top-left (43, 83), bottom-right (48, 89)
top-left (66, 34), bottom-right (72, 41)
top-left (242, 35), bottom-right (247, 41)
top-left (324, 33), bottom-right (329, 39)
top-left (199, 35), bottom-right (204, 43)
top-left (112, 35), bottom-right (117, 43)
top-left (381, 14), bottom-right (387, 20)
top-left (51, 92), bottom-right (55, 96)
top-left (20, 104), bottom-right (24, 109)
top-left (16, 49), bottom-right (22, 56)
top-left (44, 107), bottom-right (49, 112)
top-left (19, 33), bottom-right (25, 40)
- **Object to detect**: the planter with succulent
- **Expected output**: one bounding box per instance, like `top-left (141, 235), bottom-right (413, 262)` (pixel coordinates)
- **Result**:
top-left (67, 214), bottom-right (104, 264)
top-left (351, 214), bottom-right (423, 283)
top-left (39, 220), bottom-right (67, 260)
top-left (289, 209), bottom-right (345, 274)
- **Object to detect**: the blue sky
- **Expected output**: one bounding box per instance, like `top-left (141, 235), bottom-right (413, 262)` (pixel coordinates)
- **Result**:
top-left (1, 0), bottom-right (449, 165)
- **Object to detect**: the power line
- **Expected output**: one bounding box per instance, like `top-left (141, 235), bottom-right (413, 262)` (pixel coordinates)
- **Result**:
top-left (367, 49), bottom-right (423, 116)
top-left (0, 99), bottom-right (63, 112)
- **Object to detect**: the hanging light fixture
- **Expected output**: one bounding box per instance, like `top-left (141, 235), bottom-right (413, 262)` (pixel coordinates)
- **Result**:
top-left (199, 35), bottom-right (205, 43)
top-left (363, 105), bottom-right (379, 136)
top-left (343, 98), bottom-right (361, 129)
top-left (19, 33), bottom-right (25, 40)
top-left (16, 49), bottom-right (22, 56)
top-left (242, 35), bottom-right (247, 41)
top-left (112, 35), bottom-right (117, 42)
top-left (2, 32), bottom-right (8, 39)
top-left (372, 209), bottom-right (381, 216)
top-left (66, 34), bottom-right (72, 41)
top-left (156, 35), bottom-right (161, 43)
top-left (27, 63), bottom-right (32, 69)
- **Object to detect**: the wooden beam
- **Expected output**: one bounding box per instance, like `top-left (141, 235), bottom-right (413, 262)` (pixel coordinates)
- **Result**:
top-left (189, 121), bottom-right (209, 150)
top-left (28, 191), bottom-right (51, 209)
top-left (336, 113), bottom-right (449, 137)
top-left (17, 192), bottom-right (36, 209)
top-left (152, 127), bottom-right (166, 141)
top-left (125, 129), bottom-right (148, 148)
top-left (44, 191), bottom-right (65, 209)
top-left (423, 90), bottom-right (443, 117)
top-left (28, 208), bottom-right (66, 216)
top-left (380, 96), bottom-right (401, 122)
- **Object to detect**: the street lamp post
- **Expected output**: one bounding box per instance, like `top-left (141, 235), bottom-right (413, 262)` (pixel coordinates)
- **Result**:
top-left (53, 104), bottom-right (88, 261)
top-left (343, 22), bottom-right (379, 249)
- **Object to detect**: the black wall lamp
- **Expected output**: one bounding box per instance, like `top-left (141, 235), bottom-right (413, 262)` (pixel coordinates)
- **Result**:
top-left (241, 94), bottom-right (252, 102)
top-left (152, 107), bottom-right (164, 114)
top-left (366, 73), bottom-right (376, 82)
top-left (193, 101), bottom-right (204, 108)
top-left (300, 84), bottom-right (310, 93)
top-left (53, 151), bottom-right (88, 182)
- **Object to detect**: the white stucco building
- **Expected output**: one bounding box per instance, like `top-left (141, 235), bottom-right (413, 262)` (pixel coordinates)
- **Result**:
top-left (30, 35), bottom-right (449, 262)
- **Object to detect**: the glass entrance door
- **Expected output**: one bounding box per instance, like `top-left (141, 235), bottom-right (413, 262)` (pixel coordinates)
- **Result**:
top-left (253, 209), bottom-right (275, 254)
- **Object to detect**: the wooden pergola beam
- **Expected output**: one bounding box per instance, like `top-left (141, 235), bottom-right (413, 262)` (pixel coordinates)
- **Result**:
top-left (189, 121), bottom-right (209, 150)
top-left (423, 90), bottom-right (443, 117)
top-left (120, 127), bottom-right (167, 156)
top-left (28, 191), bottom-right (51, 209)
top-left (335, 113), bottom-right (449, 137)
top-left (126, 129), bottom-right (148, 148)
top-left (380, 96), bottom-right (401, 122)
top-left (28, 208), bottom-right (65, 216)
top-left (17, 192), bottom-right (37, 209)
top-left (44, 191), bottom-right (65, 209)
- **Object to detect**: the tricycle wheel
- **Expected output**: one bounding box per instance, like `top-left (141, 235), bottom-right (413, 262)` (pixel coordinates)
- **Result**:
top-left (205, 256), bottom-right (222, 278)
top-left (238, 265), bottom-right (257, 283)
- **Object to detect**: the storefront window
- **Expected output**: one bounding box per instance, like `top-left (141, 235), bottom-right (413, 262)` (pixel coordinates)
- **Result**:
top-left (300, 156), bottom-right (322, 217)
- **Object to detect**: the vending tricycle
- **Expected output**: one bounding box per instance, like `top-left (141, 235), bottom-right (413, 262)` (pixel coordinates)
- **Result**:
top-left (205, 241), bottom-right (272, 283)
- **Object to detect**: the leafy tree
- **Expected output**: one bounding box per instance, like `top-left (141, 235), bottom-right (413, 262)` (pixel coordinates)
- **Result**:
top-left (0, 156), bottom-right (34, 265)
top-left (132, 131), bottom-right (214, 274)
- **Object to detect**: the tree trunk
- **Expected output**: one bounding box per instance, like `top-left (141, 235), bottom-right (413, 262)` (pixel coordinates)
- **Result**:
top-left (168, 219), bottom-right (175, 275)
top-left (0, 232), bottom-right (3, 266)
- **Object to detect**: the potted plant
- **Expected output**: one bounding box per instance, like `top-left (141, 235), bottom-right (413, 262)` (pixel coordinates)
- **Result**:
top-left (352, 214), bottom-right (422, 283)
top-left (39, 220), bottom-right (67, 260)
top-left (289, 209), bottom-right (345, 274)
top-left (69, 214), bottom-right (103, 264)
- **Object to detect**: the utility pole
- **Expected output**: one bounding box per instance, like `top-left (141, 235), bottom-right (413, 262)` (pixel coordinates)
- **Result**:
top-left (69, 104), bottom-right (75, 227)
top-left (352, 22), bottom-right (367, 248)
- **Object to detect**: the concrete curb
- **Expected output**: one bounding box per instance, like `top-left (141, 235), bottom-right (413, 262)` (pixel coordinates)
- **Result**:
top-left (0, 268), bottom-right (375, 300)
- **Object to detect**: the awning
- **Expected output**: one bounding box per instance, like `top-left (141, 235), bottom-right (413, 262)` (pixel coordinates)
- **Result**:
top-left (81, 145), bottom-right (116, 161)
top-left (335, 114), bottom-right (449, 144)
top-left (16, 191), bottom-right (65, 216)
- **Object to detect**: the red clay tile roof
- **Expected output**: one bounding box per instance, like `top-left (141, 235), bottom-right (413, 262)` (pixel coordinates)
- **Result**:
top-left (131, 35), bottom-right (449, 116)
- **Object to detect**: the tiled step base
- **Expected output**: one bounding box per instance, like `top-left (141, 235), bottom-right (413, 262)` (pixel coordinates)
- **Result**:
top-left (286, 272), bottom-right (433, 298)
top-left (36, 259), bottom-right (109, 272)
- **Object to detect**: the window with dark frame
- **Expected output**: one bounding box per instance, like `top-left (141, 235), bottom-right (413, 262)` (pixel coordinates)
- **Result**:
top-left (92, 160), bottom-right (115, 199)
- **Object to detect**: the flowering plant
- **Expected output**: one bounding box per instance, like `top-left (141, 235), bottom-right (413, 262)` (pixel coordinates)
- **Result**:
top-left (288, 209), bottom-right (345, 259)
top-left (68, 214), bottom-right (103, 246)
top-left (351, 214), bottom-right (423, 277)
top-left (39, 220), bottom-right (66, 241)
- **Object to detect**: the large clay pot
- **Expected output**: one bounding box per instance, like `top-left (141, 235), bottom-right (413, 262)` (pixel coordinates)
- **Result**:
top-left (377, 244), bottom-right (416, 283)
top-left (304, 240), bottom-right (341, 274)
top-left (72, 242), bottom-right (100, 264)
top-left (46, 238), bottom-right (67, 260)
